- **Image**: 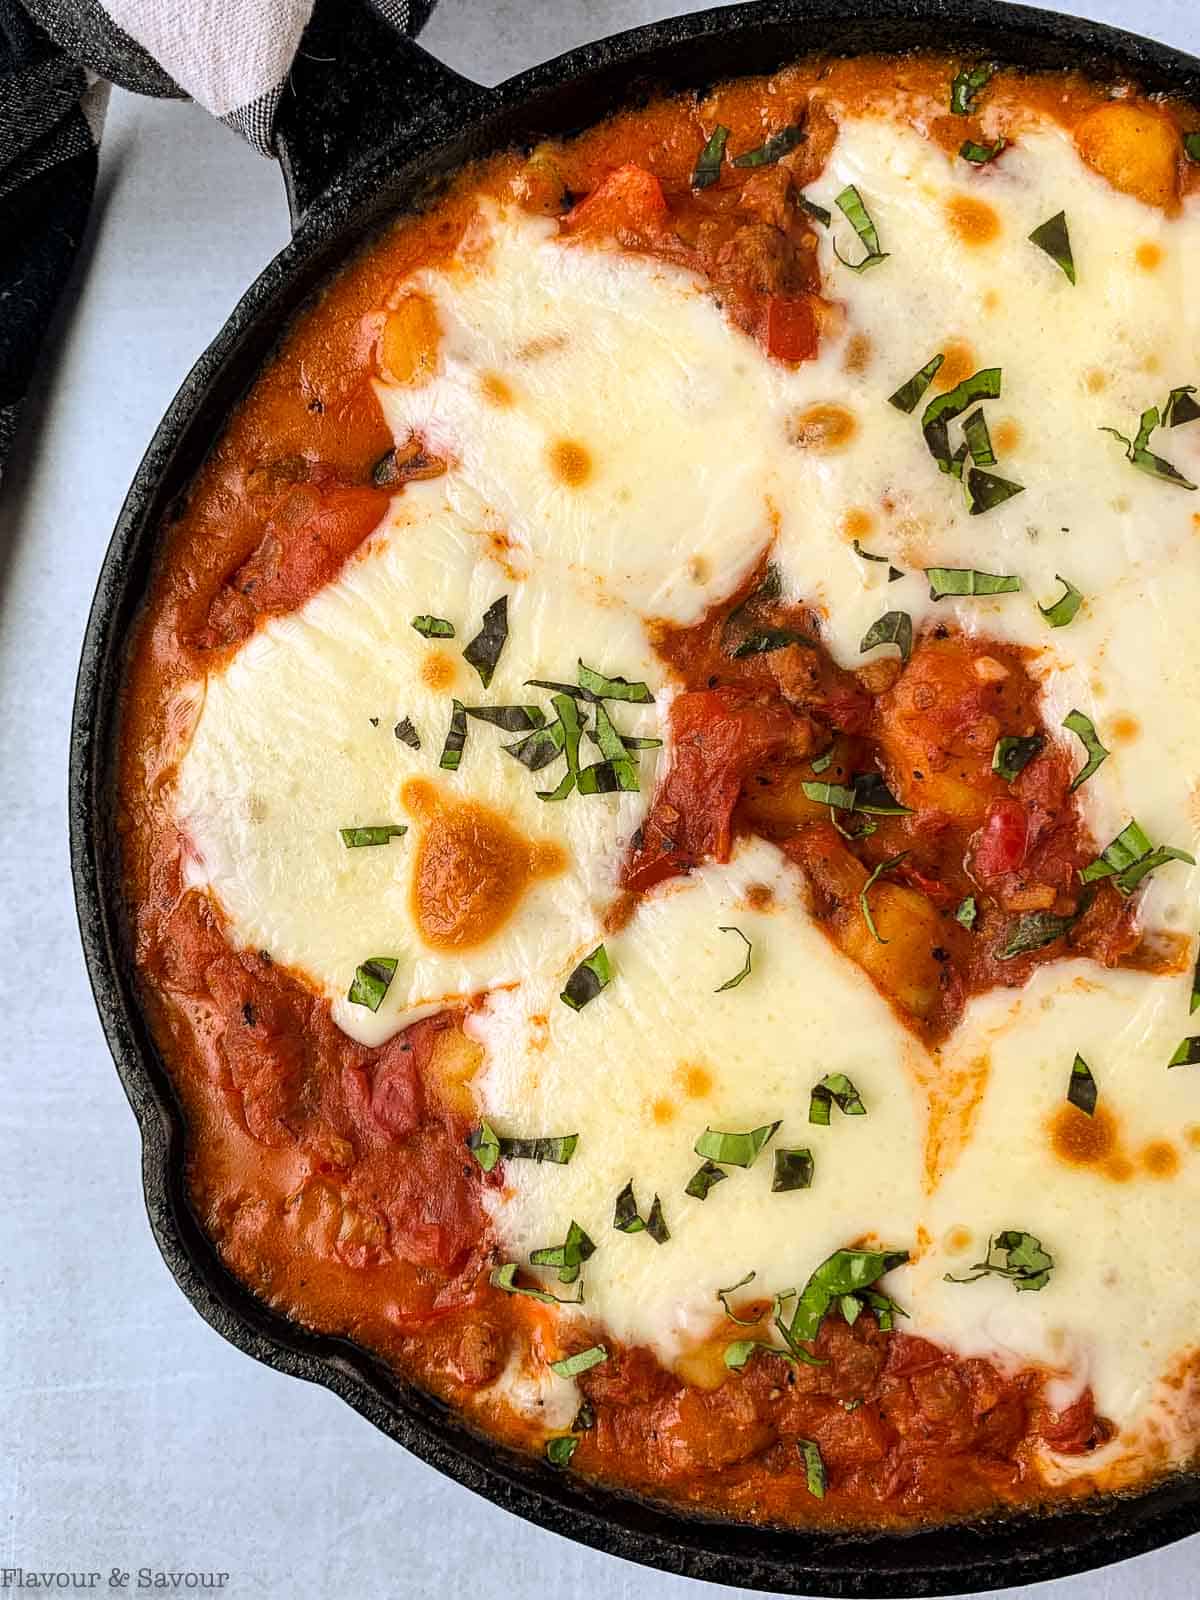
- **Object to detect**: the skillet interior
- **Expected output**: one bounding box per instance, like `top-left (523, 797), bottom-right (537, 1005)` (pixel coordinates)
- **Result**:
top-left (71, 1), bottom-right (1200, 1590)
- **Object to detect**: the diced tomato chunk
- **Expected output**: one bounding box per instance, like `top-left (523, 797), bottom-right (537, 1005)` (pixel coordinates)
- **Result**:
top-left (972, 797), bottom-right (1030, 880)
top-left (563, 164), bottom-right (669, 245)
top-left (764, 295), bottom-right (819, 362)
top-left (1037, 1386), bottom-right (1113, 1454)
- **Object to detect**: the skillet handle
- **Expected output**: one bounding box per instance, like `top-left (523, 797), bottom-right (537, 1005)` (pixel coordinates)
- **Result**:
top-left (276, 0), bottom-right (493, 227)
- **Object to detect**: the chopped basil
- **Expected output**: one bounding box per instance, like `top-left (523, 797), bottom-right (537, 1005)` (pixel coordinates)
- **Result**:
top-left (463, 596), bottom-right (508, 688)
top-left (577, 702), bottom-right (638, 794)
top-left (961, 407), bottom-right (996, 468)
top-left (613, 1180), bottom-right (644, 1234)
top-left (691, 123), bottom-right (729, 189)
top-left (1039, 575), bottom-right (1083, 628)
top-left (1102, 403), bottom-right (1198, 491)
top-left (833, 184), bottom-right (889, 272)
top-left (730, 627), bottom-right (814, 658)
top-left (797, 1439), bottom-right (827, 1499)
top-left (466, 1121), bottom-right (501, 1172)
top-left (491, 1262), bottom-right (586, 1305)
top-left (534, 693), bottom-right (583, 797)
top-left (560, 944), bottom-right (613, 1010)
top-left (717, 1271), bottom-right (760, 1324)
top-left (465, 704), bottom-right (546, 733)
top-left (645, 1194), bottom-right (670, 1244)
top-left (997, 904), bottom-right (1084, 960)
top-left (860, 610), bottom-right (913, 662)
top-left (955, 896), bottom-right (978, 930)
top-left (926, 566), bottom-right (1020, 600)
top-left (732, 124), bottom-right (806, 168)
top-left (772, 1147), bottom-right (815, 1192)
top-left (347, 957), bottom-right (397, 1011)
top-left (801, 774), bottom-right (912, 816)
top-left (573, 1400), bottom-right (596, 1432)
top-left (439, 699), bottom-right (467, 770)
top-left (530, 1220), bottom-right (596, 1284)
top-left (950, 61), bottom-right (993, 115)
top-left (1163, 385), bottom-right (1200, 429)
top-left (545, 1435), bottom-right (579, 1468)
top-left (1062, 709), bottom-right (1108, 791)
top-left (782, 1247), bottom-right (909, 1347)
top-left (1168, 1037), bottom-right (1200, 1068)
top-left (694, 1122), bottom-right (780, 1168)
top-left (714, 925), bottom-right (753, 992)
top-left (1067, 1053), bottom-right (1098, 1116)
top-left (965, 468), bottom-right (1026, 515)
top-left (809, 1072), bottom-right (866, 1125)
top-left (1029, 211), bottom-right (1076, 284)
top-left (339, 824), bottom-right (407, 847)
top-left (992, 734), bottom-right (1043, 782)
top-left (411, 615), bottom-right (454, 638)
top-left (723, 1339), bottom-right (799, 1371)
top-left (801, 779), bottom-right (857, 810)
top-left (888, 353), bottom-right (945, 414)
top-left (798, 193), bottom-right (831, 226)
top-left (1080, 819), bottom-right (1194, 896)
top-left (550, 1346), bottom-right (608, 1379)
top-left (576, 661), bottom-right (655, 703)
top-left (1192, 943), bottom-right (1200, 1016)
top-left (506, 723), bottom-right (564, 773)
top-left (921, 367), bottom-right (1001, 468)
top-left (684, 1160), bottom-right (727, 1200)
top-left (852, 538), bottom-right (903, 581)
top-left (960, 136), bottom-right (1006, 164)
top-left (861, 852), bottom-right (908, 945)
top-left (945, 1230), bottom-right (1053, 1292)
top-left (811, 749), bottom-right (834, 774)
top-left (1186, 132), bottom-right (1200, 162)
top-left (393, 716), bottom-right (420, 749)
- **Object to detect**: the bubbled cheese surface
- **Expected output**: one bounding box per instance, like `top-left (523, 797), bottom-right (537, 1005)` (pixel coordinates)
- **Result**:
top-left (172, 108), bottom-right (1200, 1471)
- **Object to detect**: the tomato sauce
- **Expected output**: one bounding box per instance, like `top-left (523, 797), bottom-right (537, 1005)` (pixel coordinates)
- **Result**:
top-left (118, 55), bottom-right (1198, 1527)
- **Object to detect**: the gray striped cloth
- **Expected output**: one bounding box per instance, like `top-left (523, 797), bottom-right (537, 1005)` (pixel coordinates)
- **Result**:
top-left (0, 0), bottom-right (436, 479)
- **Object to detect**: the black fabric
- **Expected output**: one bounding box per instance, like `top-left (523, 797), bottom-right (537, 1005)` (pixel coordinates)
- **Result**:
top-left (0, 0), bottom-right (438, 485)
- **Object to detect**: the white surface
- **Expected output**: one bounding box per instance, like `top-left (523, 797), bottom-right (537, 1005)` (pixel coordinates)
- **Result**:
top-left (2, 1), bottom-right (1200, 1595)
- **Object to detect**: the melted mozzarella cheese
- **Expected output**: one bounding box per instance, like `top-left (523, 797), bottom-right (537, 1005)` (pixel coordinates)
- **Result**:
top-left (174, 478), bottom-right (660, 1046)
top-left (173, 108), bottom-right (1200, 1463)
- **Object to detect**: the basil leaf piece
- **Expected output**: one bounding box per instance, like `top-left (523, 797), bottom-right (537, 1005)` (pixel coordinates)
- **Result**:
top-left (339, 824), bottom-right (407, 847)
top-left (1062, 709), bottom-right (1108, 791)
top-left (784, 1247), bottom-right (909, 1345)
top-left (1192, 942), bottom-right (1200, 1016)
top-left (723, 1339), bottom-right (799, 1371)
top-left (1079, 819), bottom-right (1194, 896)
top-left (772, 1147), bottom-right (815, 1192)
top-left (809, 1072), bottom-right (866, 1125)
top-left (550, 1346), bottom-right (608, 1379)
top-left (644, 1195), bottom-right (670, 1245)
top-left (439, 699), bottom-right (467, 770)
top-left (573, 1400), bottom-right (596, 1432)
top-left (861, 852), bottom-right (908, 945)
top-left (496, 1133), bottom-right (579, 1165)
top-left (491, 1262), bottom-right (586, 1305)
top-left (1168, 1037), bottom-right (1200, 1068)
top-left (1101, 412), bottom-right (1198, 491)
top-left (1029, 211), bottom-right (1076, 284)
top-left (926, 566), bottom-right (1020, 600)
top-left (950, 61), bottom-right (993, 115)
top-left (684, 1160), bottom-right (727, 1199)
top-left (921, 367), bottom-right (1002, 466)
top-left (530, 1220), bottom-right (596, 1283)
top-left (798, 193), bottom-right (831, 226)
top-left (888, 353), bottom-right (945, 414)
top-left (945, 1230), bottom-right (1053, 1292)
top-left (506, 725), bottom-right (564, 772)
top-left (961, 407), bottom-right (996, 467)
top-left (1038, 575), bottom-right (1083, 629)
top-left (691, 123), bottom-right (729, 189)
top-left (955, 896), bottom-right (977, 930)
top-left (613, 1180), bottom-right (645, 1234)
top-left (965, 467), bottom-right (1026, 515)
top-left (536, 693), bottom-right (584, 798)
top-left (695, 1122), bottom-right (780, 1168)
top-left (797, 1439), bottom-right (827, 1499)
top-left (852, 773), bottom-right (912, 815)
top-left (394, 716), bottom-right (421, 749)
top-left (833, 184), bottom-right (889, 272)
top-left (465, 704), bottom-right (546, 733)
top-left (462, 596), bottom-right (508, 688)
top-left (1067, 1053), bottom-right (1098, 1116)
top-left (714, 925), bottom-right (753, 992)
top-left (411, 615), bottom-right (454, 638)
top-left (801, 779), bottom-right (858, 810)
top-left (466, 1121), bottom-right (501, 1172)
top-left (1186, 132), bottom-right (1200, 163)
top-left (811, 750), bottom-right (834, 775)
top-left (347, 957), bottom-right (397, 1011)
top-left (545, 1436), bottom-right (579, 1468)
top-left (732, 124), bottom-right (806, 168)
top-left (852, 538), bottom-right (903, 582)
top-left (577, 702), bottom-right (638, 794)
top-left (997, 904), bottom-right (1083, 960)
top-left (730, 628), bottom-right (814, 658)
top-left (960, 136), bottom-right (1006, 164)
top-left (1163, 385), bottom-right (1200, 429)
top-left (717, 1271), bottom-right (760, 1324)
top-left (860, 610), bottom-right (913, 662)
top-left (992, 734), bottom-right (1044, 782)
top-left (576, 661), bottom-right (655, 703)
top-left (560, 944), bottom-right (613, 1010)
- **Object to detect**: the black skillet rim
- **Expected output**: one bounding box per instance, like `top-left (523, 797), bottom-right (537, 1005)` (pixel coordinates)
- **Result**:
top-left (70, 1), bottom-right (1200, 1592)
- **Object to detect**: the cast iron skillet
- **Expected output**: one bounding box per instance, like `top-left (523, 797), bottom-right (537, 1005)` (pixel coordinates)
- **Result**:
top-left (71, 0), bottom-right (1200, 1591)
